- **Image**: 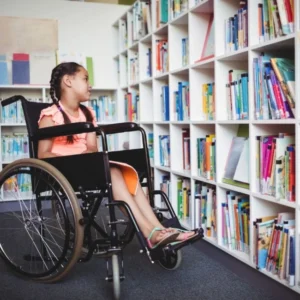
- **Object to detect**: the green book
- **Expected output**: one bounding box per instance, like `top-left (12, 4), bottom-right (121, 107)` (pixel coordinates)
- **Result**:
top-left (86, 57), bottom-right (94, 86)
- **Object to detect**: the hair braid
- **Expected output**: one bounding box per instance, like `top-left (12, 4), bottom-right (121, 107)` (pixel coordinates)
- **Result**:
top-left (49, 62), bottom-right (85, 144)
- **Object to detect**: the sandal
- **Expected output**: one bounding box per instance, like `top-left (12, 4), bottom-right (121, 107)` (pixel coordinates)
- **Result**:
top-left (147, 227), bottom-right (179, 249)
top-left (168, 228), bottom-right (198, 245)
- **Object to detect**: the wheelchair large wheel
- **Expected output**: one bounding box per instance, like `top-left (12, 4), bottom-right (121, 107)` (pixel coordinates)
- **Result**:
top-left (0, 158), bottom-right (84, 282)
top-left (158, 249), bottom-right (182, 270)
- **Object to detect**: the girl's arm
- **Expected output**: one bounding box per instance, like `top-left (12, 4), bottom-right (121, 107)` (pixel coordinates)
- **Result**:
top-left (38, 116), bottom-right (60, 158)
top-left (82, 132), bottom-right (98, 153)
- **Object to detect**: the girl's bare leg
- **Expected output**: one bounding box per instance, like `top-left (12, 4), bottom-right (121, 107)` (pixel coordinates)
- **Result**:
top-left (133, 182), bottom-right (195, 240)
top-left (110, 168), bottom-right (171, 244)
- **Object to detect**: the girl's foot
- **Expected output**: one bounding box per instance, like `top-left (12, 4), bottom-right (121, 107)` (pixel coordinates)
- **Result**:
top-left (147, 227), bottom-right (179, 249)
top-left (168, 228), bottom-right (197, 241)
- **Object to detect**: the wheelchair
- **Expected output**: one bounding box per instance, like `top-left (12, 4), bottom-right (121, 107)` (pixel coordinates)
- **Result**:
top-left (0, 95), bottom-right (203, 299)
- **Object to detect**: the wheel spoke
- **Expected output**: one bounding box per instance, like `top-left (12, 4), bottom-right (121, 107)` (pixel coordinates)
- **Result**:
top-left (0, 161), bottom-right (81, 280)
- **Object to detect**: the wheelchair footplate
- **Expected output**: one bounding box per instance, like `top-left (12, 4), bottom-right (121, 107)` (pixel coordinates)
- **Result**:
top-left (147, 227), bottom-right (204, 262)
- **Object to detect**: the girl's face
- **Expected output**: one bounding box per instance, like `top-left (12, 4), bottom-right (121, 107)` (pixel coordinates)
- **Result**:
top-left (70, 67), bottom-right (91, 102)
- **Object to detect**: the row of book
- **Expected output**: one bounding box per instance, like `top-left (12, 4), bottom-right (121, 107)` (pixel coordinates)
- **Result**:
top-left (202, 82), bottom-right (215, 121)
top-left (98, 134), bottom-right (119, 152)
top-left (0, 53), bottom-right (55, 85)
top-left (3, 174), bottom-right (32, 198)
top-left (197, 134), bottom-right (216, 181)
top-left (124, 91), bottom-right (140, 122)
top-left (2, 134), bottom-right (29, 162)
top-left (170, 0), bottom-right (188, 20)
top-left (0, 51), bottom-right (94, 86)
top-left (177, 177), bottom-right (190, 219)
top-left (256, 133), bottom-right (295, 201)
top-left (1, 98), bottom-right (38, 124)
top-left (195, 182), bottom-right (217, 238)
top-left (174, 81), bottom-right (189, 121)
top-left (225, 1), bottom-right (248, 53)
top-left (253, 55), bottom-right (295, 120)
top-left (258, 0), bottom-right (294, 43)
top-left (89, 97), bottom-right (116, 122)
top-left (226, 70), bottom-right (249, 120)
top-left (132, 0), bottom-right (152, 42)
top-left (156, 40), bottom-right (168, 74)
top-left (221, 191), bottom-right (250, 254)
top-left (253, 212), bottom-right (295, 286)
top-left (129, 52), bottom-right (139, 84)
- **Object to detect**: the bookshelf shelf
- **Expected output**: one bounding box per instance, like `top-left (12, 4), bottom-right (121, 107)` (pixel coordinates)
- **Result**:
top-left (155, 165), bottom-right (171, 173)
top-left (252, 192), bottom-right (297, 209)
top-left (251, 33), bottom-right (296, 51)
top-left (216, 48), bottom-right (249, 62)
top-left (190, 0), bottom-right (214, 14)
top-left (218, 183), bottom-right (250, 196)
top-left (172, 169), bottom-right (191, 178)
top-left (113, 0), bottom-right (300, 293)
top-left (192, 175), bottom-right (216, 186)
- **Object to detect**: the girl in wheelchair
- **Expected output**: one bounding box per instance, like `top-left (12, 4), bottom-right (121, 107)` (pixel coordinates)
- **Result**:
top-left (38, 62), bottom-right (197, 250)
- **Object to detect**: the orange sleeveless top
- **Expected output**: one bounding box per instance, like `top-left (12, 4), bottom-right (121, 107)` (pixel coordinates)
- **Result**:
top-left (38, 102), bottom-right (139, 195)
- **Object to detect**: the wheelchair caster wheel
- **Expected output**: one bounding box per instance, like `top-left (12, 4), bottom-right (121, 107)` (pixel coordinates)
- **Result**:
top-left (158, 249), bottom-right (182, 270)
top-left (112, 254), bottom-right (121, 300)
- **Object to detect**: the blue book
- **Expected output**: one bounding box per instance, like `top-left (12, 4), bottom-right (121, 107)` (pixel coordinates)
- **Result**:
top-left (162, 85), bottom-right (169, 121)
top-left (0, 61), bottom-right (8, 85)
top-left (12, 60), bottom-right (30, 84)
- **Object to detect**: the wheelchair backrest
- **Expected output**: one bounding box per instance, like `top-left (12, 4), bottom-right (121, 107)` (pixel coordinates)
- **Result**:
top-left (21, 99), bottom-right (52, 158)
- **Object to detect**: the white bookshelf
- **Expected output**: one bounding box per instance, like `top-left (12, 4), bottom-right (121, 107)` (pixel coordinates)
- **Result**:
top-left (113, 0), bottom-right (300, 294)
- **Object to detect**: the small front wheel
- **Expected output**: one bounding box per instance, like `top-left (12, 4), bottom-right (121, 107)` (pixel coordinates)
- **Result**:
top-left (158, 249), bottom-right (182, 270)
top-left (112, 254), bottom-right (121, 300)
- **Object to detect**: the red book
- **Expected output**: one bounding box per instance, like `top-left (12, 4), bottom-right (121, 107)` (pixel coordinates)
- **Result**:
top-left (13, 53), bottom-right (29, 61)
top-left (284, 0), bottom-right (293, 23)
top-left (288, 146), bottom-right (295, 201)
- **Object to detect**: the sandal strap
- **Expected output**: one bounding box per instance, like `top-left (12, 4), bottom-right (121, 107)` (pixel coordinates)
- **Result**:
top-left (147, 227), bottom-right (162, 242)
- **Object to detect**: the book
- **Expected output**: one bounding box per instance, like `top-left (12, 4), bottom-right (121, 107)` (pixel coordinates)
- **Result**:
top-left (29, 52), bottom-right (56, 85)
top-left (12, 60), bottom-right (30, 84)
top-left (86, 57), bottom-right (94, 86)
top-left (223, 137), bottom-right (247, 181)
top-left (56, 50), bottom-right (87, 69)
top-left (0, 55), bottom-right (8, 85)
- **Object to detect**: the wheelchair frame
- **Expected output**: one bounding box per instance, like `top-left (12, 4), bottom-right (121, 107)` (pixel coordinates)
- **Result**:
top-left (0, 95), bottom-right (203, 299)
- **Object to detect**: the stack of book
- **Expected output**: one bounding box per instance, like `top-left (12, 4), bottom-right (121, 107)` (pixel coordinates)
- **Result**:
top-left (221, 191), bottom-right (250, 253)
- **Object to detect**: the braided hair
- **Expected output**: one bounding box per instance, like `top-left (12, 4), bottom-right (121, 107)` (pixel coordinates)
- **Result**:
top-left (49, 62), bottom-right (93, 143)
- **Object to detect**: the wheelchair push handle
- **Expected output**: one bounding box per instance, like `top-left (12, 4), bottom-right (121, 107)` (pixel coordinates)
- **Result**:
top-left (1, 95), bottom-right (27, 107)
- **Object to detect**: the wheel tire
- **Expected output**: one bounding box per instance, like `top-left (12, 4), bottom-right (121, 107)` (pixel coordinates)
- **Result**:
top-left (0, 158), bottom-right (84, 282)
top-left (158, 249), bottom-right (182, 270)
top-left (112, 254), bottom-right (121, 300)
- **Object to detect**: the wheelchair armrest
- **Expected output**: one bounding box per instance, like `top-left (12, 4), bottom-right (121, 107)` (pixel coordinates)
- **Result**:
top-left (34, 122), bottom-right (101, 140)
top-left (99, 122), bottom-right (140, 134)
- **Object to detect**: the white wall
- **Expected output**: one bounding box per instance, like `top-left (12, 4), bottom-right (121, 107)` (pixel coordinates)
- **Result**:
top-left (0, 0), bottom-right (128, 88)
